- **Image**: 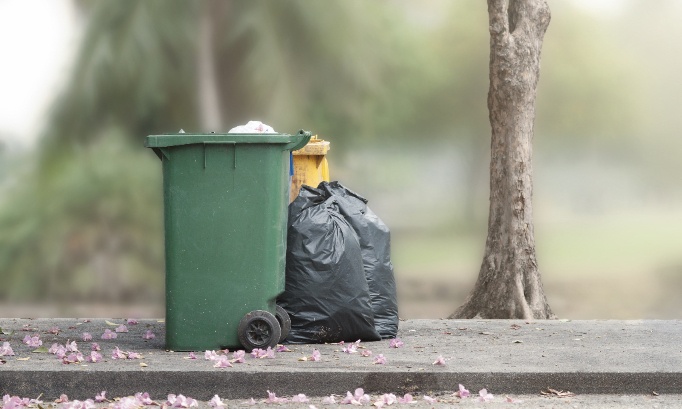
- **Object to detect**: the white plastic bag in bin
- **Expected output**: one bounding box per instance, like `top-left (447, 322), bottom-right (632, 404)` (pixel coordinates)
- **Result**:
top-left (228, 121), bottom-right (276, 133)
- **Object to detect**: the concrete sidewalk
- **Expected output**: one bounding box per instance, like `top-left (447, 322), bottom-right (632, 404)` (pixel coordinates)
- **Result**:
top-left (1, 318), bottom-right (681, 400)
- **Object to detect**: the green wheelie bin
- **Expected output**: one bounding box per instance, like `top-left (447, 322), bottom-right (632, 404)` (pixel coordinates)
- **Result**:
top-left (145, 130), bottom-right (311, 351)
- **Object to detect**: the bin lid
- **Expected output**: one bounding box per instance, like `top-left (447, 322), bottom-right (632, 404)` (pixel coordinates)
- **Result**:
top-left (145, 130), bottom-right (311, 152)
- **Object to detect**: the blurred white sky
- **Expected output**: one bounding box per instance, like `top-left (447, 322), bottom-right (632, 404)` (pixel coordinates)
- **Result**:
top-left (0, 0), bottom-right (622, 148)
top-left (0, 0), bottom-right (79, 148)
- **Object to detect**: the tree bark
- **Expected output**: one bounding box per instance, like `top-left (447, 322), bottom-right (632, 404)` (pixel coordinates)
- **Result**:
top-left (197, 0), bottom-right (223, 131)
top-left (451, 0), bottom-right (554, 319)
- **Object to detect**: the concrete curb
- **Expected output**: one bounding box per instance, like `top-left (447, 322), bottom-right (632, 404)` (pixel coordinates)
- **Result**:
top-left (2, 319), bottom-right (681, 399)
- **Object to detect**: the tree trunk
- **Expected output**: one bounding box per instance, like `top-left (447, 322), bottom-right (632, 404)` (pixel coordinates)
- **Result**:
top-left (197, 0), bottom-right (223, 131)
top-left (451, 0), bottom-right (554, 319)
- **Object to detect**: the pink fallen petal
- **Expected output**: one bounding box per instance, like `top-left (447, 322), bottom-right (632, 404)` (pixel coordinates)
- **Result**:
top-left (241, 398), bottom-right (257, 406)
top-left (322, 396), bottom-right (337, 405)
top-left (88, 351), bottom-right (102, 363)
top-left (94, 392), bottom-right (107, 403)
top-left (341, 391), bottom-right (355, 405)
top-left (478, 389), bottom-right (494, 402)
top-left (204, 350), bottom-right (219, 361)
top-left (397, 394), bottom-right (413, 404)
top-left (361, 350), bottom-right (372, 357)
top-left (432, 356), bottom-right (446, 366)
top-left (187, 352), bottom-right (197, 360)
top-left (1, 342), bottom-right (16, 356)
top-left (455, 384), bottom-right (470, 398)
top-left (48, 326), bottom-right (61, 335)
top-left (66, 341), bottom-right (78, 352)
top-left (291, 394), bottom-right (309, 403)
top-left (115, 325), bottom-right (128, 333)
top-left (112, 347), bottom-right (127, 360)
top-left (127, 351), bottom-right (142, 359)
top-left (82, 333), bottom-right (92, 342)
top-left (263, 347), bottom-right (276, 359)
top-left (311, 349), bottom-right (322, 361)
top-left (55, 394), bottom-right (69, 403)
top-left (342, 344), bottom-right (358, 354)
top-left (101, 329), bottom-right (117, 340)
top-left (213, 355), bottom-right (233, 368)
top-left (276, 345), bottom-right (292, 352)
top-left (423, 396), bottom-right (437, 403)
top-left (23, 335), bottom-right (42, 348)
top-left (91, 343), bottom-right (101, 351)
top-left (266, 391), bottom-right (288, 404)
top-left (374, 354), bottom-right (387, 365)
top-left (232, 350), bottom-right (245, 363)
top-left (250, 348), bottom-right (265, 358)
top-left (143, 330), bottom-right (156, 340)
top-left (126, 319), bottom-right (139, 325)
top-left (135, 392), bottom-right (154, 405)
top-left (388, 338), bottom-right (404, 348)
top-left (208, 395), bottom-right (225, 408)
top-left (375, 393), bottom-right (396, 406)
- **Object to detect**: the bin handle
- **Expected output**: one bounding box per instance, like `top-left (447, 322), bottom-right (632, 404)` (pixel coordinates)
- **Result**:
top-left (284, 130), bottom-right (312, 152)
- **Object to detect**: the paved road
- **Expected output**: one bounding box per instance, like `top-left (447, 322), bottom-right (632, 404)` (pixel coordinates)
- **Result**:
top-left (1, 318), bottom-right (681, 401)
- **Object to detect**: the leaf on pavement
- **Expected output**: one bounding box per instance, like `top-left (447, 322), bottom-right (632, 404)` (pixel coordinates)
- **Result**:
top-left (541, 388), bottom-right (574, 397)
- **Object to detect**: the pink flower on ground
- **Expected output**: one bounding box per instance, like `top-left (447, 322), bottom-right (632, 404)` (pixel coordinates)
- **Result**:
top-left (55, 394), bottom-right (69, 403)
top-left (112, 347), bottom-right (127, 360)
top-left (374, 393), bottom-right (397, 407)
top-left (252, 347), bottom-right (275, 359)
top-left (374, 354), bottom-right (387, 365)
top-left (310, 349), bottom-right (322, 361)
top-left (341, 389), bottom-right (371, 405)
top-left (63, 352), bottom-right (84, 364)
top-left (49, 343), bottom-right (67, 359)
top-left (134, 392), bottom-right (154, 405)
top-left (276, 345), bottom-right (292, 352)
top-left (65, 341), bottom-right (78, 352)
top-left (0, 342), bottom-right (15, 356)
top-left (398, 394), bottom-right (414, 404)
top-left (187, 352), bottom-right (197, 360)
top-left (213, 355), bottom-right (233, 368)
top-left (204, 350), bottom-right (219, 361)
top-left (478, 389), bottom-right (494, 402)
top-left (241, 398), bottom-right (257, 406)
top-left (208, 395), bottom-right (225, 408)
top-left (322, 396), bottom-right (337, 405)
top-left (432, 356), bottom-right (446, 365)
top-left (423, 396), bottom-right (437, 403)
top-left (101, 329), bottom-right (117, 340)
top-left (166, 394), bottom-right (198, 408)
top-left (454, 384), bottom-right (470, 398)
top-left (291, 394), bottom-right (309, 403)
top-left (23, 334), bottom-right (42, 348)
top-left (88, 351), bottom-right (103, 363)
top-left (115, 325), bottom-right (128, 333)
top-left (115, 396), bottom-right (139, 409)
top-left (342, 343), bottom-right (358, 354)
top-left (126, 319), bottom-right (139, 325)
top-left (143, 330), bottom-right (155, 340)
top-left (95, 391), bottom-right (107, 402)
top-left (82, 333), bottom-right (92, 342)
top-left (232, 350), bottom-right (245, 363)
top-left (127, 351), bottom-right (142, 359)
top-left (59, 399), bottom-right (95, 409)
top-left (91, 343), bottom-right (101, 351)
top-left (361, 350), bottom-right (372, 357)
top-left (265, 391), bottom-right (288, 404)
top-left (389, 338), bottom-right (404, 348)
top-left (47, 326), bottom-right (61, 335)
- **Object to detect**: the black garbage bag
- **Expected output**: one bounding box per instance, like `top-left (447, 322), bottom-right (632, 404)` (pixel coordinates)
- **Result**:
top-left (279, 185), bottom-right (381, 343)
top-left (317, 181), bottom-right (399, 339)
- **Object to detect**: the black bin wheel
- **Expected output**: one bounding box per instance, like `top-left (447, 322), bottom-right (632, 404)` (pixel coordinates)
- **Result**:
top-left (237, 310), bottom-right (281, 351)
top-left (275, 305), bottom-right (291, 343)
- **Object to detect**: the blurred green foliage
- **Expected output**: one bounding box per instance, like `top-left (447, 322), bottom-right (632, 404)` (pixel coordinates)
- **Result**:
top-left (1, 0), bottom-right (681, 316)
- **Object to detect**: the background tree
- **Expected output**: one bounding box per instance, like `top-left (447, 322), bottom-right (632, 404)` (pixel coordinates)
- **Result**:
top-left (451, 0), bottom-right (554, 319)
